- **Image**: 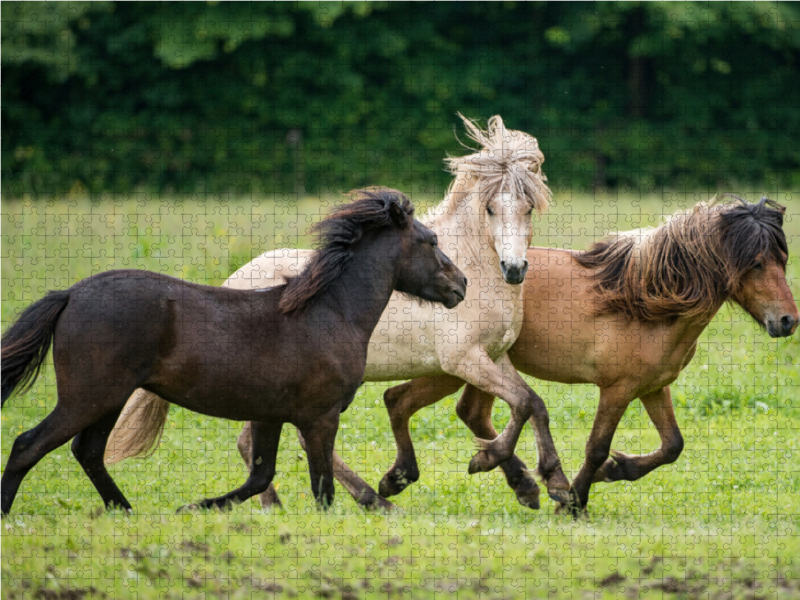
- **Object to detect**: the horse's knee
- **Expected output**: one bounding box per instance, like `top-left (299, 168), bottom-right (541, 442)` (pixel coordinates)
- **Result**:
top-left (663, 431), bottom-right (684, 464)
top-left (71, 432), bottom-right (90, 463)
top-left (383, 383), bottom-right (409, 411)
top-left (586, 445), bottom-right (611, 470)
top-left (246, 461), bottom-right (277, 492)
top-left (6, 430), bottom-right (39, 470)
top-left (455, 394), bottom-right (480, 425)
top-left (528, 392), bottom-right (548, 425)
top-left (12, 428), bottom-right (39, 454)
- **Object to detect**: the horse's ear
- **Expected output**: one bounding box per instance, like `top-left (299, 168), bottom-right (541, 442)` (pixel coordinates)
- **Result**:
top-left (388, 198), bottom-right (412, 229)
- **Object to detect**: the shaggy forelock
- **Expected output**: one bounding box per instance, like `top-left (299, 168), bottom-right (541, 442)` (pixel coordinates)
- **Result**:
top-left (442, 114), bottom-right (551, 215)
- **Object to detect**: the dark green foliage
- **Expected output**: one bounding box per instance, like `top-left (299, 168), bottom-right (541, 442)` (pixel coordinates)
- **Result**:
top-left (3, 2), bottom-right (799, 197)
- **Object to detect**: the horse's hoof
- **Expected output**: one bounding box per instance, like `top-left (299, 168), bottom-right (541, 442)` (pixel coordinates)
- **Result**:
top-left (546, 486), bottom-right (572, 505)
top-left (468, 451), bottom-right (492, 474)
top-left (468, 448), bottom-right (508, 474)
top-left (554, 488), bottom-right (585, 519)
top-left (361, 494), bottom-right (398, 512)
top-left (513, 478), bottom-right (541, 510)
top-left (379, 468), bottom-right (417, 498)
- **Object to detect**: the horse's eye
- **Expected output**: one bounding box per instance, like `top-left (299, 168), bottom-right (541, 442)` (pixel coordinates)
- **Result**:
top-left (753, 261), bottom-right (764, 271)
top-left (430, 239), bottom-right (438, 248)
top-left (487, 206), bottom-right (495, 216)
top-left (525, 208), bottom-right (533, 216)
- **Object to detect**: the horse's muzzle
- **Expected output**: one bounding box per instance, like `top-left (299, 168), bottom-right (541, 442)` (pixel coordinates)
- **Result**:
top-left (501, 260), bottom-right (529, 285)
top-left (443, 280), bottom-right (467, 309)
top-left (767, 314), bottom-right (798, 338)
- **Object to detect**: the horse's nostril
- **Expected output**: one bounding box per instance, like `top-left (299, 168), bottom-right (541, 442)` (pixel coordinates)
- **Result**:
top-left (781, 315), bottom-right (795, 333)
top-left (500, 260), bottom-right (507, 270)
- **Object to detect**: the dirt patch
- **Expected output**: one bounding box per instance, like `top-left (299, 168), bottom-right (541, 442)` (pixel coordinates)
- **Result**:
top-left (35, 587), bottom-right (103, 600)
top-left (600, 572), bottom-right (626, 587)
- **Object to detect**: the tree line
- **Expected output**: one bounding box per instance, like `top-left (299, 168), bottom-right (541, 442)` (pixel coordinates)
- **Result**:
top-left (3, 2), bottom-right (799, 198)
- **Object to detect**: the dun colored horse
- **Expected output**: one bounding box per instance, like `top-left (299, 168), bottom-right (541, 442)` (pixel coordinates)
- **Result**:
top-left (0, 189), bottom-right (467, 515)
top-left (372, 195), bottom-right (798, 514)
top-left (106, 114), bottom-right (572, 508)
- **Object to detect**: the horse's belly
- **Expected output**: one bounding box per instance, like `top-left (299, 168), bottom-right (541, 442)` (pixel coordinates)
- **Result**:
top-left (363, 329), bottom-right (441, 382)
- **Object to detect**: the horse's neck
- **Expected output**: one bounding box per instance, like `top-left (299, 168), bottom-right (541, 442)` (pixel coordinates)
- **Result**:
top-left (659, 297), bottom-right (729, 360)
top-left (320, 240), bottom-right (397, 336)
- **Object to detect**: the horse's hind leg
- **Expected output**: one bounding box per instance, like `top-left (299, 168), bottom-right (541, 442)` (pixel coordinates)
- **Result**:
top-left (591, 387), bottom-right (684, 484)
top-left (2, 405), bottom-right (103, 515)
top-left (379, 375), bottom-right (464, 498)
top-left (71, 410), bottom-right (133, 512)
top-left (237, 423), bottom-right (284, 509)
top-left (456, 384), bottom-right (541, 510)
top-left (184, 421), bottom-right (282, 512)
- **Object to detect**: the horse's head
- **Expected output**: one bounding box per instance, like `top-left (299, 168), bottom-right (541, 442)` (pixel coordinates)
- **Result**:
top-left (723, 197), bottom-right (799, 338)
top-left (359, 188), bottom-right (467, 310)
top-left (445, 114), bottom-right (551, 285)
top-left (732, 253), bottom-right (798, 338)
top-left (397, 217), bottom-right (468, 309)
top-left (484, 190), bottom-right (534, 284)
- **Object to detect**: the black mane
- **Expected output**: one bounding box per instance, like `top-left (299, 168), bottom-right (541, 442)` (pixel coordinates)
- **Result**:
top-left (278, 188), bottom-right (414, 315)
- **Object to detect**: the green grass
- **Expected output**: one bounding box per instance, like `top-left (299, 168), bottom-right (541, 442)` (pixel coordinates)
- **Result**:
top-left (3, 191), bottom-right (800, 599)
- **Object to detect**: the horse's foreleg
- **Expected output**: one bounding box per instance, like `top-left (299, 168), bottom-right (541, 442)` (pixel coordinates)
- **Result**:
top-left (237, 423), bottom-right (284, 509)
top-left (301, 408), bottom-right (340, 509)
top-left (293, 429), bottom-right (394, 511)
top-left (592, 386), bottom-right (684, 484)
top-left (72, 409), bottom-right (133, 512)
top-left (379, 375), bottom-right (464, 498)
top-left (456, 384), bottom-right (541, 510)
top-left (183, 421), bottom-right (282, 512)
top-left (457, 352), bottom-right (570, 504)
top-left (567, 387), bottom-right (629, 516)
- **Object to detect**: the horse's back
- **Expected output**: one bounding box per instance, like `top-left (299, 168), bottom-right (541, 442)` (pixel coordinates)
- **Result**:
top-left (57, 268), bottom-right (285, 372)
top-left (225, 249), bottom-right (314, 290)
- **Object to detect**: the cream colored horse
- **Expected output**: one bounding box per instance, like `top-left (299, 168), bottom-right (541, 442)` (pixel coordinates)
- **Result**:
top-left (105, 115), bottom-right (572, 508)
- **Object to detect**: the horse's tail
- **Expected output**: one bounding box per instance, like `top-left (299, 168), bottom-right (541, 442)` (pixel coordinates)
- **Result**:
top-left (1, 290), bottom-right (71, 406)
top-left (103, 390), bottom-right (172, 464)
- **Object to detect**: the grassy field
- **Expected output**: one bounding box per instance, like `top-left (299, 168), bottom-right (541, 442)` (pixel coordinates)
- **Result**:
top-left (2, 191), bottom-right (800, 599)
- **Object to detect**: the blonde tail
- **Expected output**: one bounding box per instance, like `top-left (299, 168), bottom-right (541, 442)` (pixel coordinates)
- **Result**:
top-left (104, 389), bottom-right (171, 464)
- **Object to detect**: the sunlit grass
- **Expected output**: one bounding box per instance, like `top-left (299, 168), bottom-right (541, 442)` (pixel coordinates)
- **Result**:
top-left (2, 191), bottom-right (799, 598)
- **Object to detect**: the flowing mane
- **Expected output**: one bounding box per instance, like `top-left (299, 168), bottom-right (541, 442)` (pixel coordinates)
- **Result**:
top-left (423, 114), bottom-right (551, 227)
top-left (279, 188), bottom-right (414, 315)
top-left (575, 195), bottom-right (788, 322)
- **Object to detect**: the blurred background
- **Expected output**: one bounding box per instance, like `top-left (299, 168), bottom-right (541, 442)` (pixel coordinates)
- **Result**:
top-left (4, 1), bottom-right (800, 200)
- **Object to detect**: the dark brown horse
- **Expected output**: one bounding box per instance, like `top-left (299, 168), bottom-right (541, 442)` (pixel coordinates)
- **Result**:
top-left (0, 188), bottom-right (467, 515)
